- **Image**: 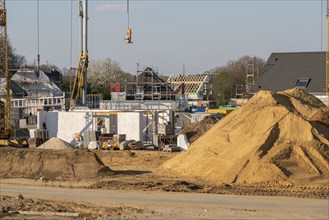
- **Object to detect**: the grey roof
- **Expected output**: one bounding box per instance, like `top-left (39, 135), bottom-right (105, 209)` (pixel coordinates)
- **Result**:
top-left (250, 52), bottom-right (326, 94)
top-left (10, 80), bottom-right (27, 97)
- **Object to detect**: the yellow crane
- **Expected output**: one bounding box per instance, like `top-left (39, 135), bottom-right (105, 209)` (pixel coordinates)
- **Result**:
top-left (0, 0), bottom-right (29, 147)
top-left (0, 0), bottom-right (10, 141)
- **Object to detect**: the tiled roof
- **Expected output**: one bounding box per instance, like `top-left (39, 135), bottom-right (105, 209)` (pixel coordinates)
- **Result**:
top-left (250, 52), bottom-right (326, 94)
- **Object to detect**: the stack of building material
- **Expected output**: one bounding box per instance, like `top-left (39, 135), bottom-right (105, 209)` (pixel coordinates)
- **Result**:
top-left (128, 141), bottom-right (144, 150)
top-left (119, 140), bottom-right (134, 150)
top-left (99, 134), bottom-right (114, 150)
top-left (83, 131), bottom-right (101, 148)
top-left (35, 129), bottom-right (49, 147)
top-left (162, 144), bottom-right (181, 152)
top-left (113, 134), bottom-right (126, 143)
top-left (158, 123), bottom-right (174, 135)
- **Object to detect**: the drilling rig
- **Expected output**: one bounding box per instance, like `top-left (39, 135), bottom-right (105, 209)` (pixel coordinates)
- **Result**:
top-left (71, 0), bottom-right (88, 107)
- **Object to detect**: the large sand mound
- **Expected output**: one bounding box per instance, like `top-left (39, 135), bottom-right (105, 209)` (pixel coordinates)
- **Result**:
top-left (37, 137), bottom-right (73, 150)
top-left (0, 148), bottom-right (113, 180)
top-left (163, 88), bottom-right (329, 186)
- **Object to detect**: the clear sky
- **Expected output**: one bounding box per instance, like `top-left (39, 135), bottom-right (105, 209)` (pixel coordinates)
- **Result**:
top-left (7, 0), bottom-right (326, 75)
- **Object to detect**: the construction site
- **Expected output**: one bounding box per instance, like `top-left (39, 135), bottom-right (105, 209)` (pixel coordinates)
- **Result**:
top-left (0, 0), bottom-right (329, 219)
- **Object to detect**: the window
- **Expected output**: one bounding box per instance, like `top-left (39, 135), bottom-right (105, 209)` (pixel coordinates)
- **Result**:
top-left (295, 78), bottom-right (310, 89)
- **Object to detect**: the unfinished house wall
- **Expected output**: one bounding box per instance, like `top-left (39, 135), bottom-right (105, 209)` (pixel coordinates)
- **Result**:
top-left (157, 110), bottom-right (172, 124)
top-left (117, 112), bottom-right (145, 141)
top-left (93, 114), bottom-right (118, 134)
top-left (38, 111), bottom-right (93, 145)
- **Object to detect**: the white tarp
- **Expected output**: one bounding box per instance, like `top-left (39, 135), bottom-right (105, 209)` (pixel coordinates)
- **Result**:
top-left (11, 69), bottom-right (50, 83)
top-left (177, 134), bottom-right (190, 150)
top-left (11, 69), bottom-right (63, 97)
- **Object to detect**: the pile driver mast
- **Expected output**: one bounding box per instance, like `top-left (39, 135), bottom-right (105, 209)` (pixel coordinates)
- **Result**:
top-left (71, 0), bottom-right (88, 106)
top-left (327, 0), bottom-right (329, 96)
top-left (0, 0), bottom-right (10, 138)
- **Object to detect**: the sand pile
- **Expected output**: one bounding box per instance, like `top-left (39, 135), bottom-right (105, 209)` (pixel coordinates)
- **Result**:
top-left (309, 106), bottom-right (329, 125)
top-left (37, 137), bottom-right (73, 150)
top-left (164, 88), bottom-right (329, 186)
top-left (178, 115), bottom-right (221, 143)
top-left (0, 148), bottom-right (113, 180)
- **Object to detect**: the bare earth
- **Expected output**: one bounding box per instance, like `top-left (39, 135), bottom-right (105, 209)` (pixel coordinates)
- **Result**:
top-left (1, 89), bottom-right (328, 219)
top-left (1, 149), bottom-right (329, 219)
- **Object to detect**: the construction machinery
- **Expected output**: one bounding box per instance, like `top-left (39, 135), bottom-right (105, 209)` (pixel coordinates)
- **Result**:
top-left (0, 0), bottom-right (29, 147)
top-left (70, 0), bottom-right (88, 107)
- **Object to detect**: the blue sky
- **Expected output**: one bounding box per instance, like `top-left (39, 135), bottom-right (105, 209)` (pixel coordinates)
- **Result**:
top-left (7, 0), bottom-right (325, 75)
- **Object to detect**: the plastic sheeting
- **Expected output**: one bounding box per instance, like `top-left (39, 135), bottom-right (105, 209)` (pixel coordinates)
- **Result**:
top-left (11, 69), bottom-right (63, 97)
top-left (177, 134), bottom-right (190, 150)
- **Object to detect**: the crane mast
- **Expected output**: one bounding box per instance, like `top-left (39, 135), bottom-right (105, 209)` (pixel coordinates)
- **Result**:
top-left (71, 0), bottom-right (88, 106)
top-left (0, 0), bottom-right (10, 138)
top-left (326, 0), bottom-right (329, 96)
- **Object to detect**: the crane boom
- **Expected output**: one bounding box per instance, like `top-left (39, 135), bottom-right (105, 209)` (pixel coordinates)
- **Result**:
top-left (0, 0), bottom-right (10, 138)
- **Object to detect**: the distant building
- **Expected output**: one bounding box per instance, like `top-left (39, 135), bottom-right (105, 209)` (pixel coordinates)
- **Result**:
top-left (44, 69), bottom-right (63, 84)
top-left (168, 74), bottom-right (214, 107)
top-left (12, 69), bottom-right (63, 98)
top-left (250, 52), bottom-right (328, 105)
top-left (10, 69), bottom-right (65, 116)
top-left (126, 67), bottom-right (175, 101)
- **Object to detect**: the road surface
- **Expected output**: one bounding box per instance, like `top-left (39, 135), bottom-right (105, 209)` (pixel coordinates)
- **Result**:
top-left (1, 183), bottom-right (328, 219)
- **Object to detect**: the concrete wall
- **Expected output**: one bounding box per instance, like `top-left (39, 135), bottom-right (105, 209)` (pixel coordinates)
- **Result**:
top-left (38, 111), bottom-right (93, 145)
top-left (117, 112), bottom-right (145, 141)
top-left (37, 110), bottom-right (174, 144)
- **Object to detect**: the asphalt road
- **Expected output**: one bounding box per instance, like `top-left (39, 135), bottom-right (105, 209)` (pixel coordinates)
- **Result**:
top-left (1, 183), bottom-right (328, 219)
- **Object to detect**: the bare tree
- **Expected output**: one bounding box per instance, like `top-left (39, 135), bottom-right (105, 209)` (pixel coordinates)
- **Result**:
top-left (0, 38), bottom-right (27, 70)
top-left (209, 55), bottom-right (266, 105)
top-left (87, 58), bottom-right (132, 99)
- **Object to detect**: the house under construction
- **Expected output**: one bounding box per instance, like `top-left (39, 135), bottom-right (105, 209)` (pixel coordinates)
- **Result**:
top-left (125, 66), bottom-right (176, 101)
top-left (168, 74), bottom-right (214, 106)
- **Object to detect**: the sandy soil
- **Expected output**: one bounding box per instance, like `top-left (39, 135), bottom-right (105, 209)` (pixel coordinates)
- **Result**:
top-left (1, 150), bottom-right (328, 199)
top-left (1, 89), bottom-right (328, 219)
top-left (1, 149), bottom-right (328, 219)
top-left (164, 89), bottom-right (329, 185)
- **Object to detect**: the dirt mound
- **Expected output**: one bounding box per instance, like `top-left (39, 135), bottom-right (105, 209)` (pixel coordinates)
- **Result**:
top-left (163, 88), bottom-right (329, 186)
top-left (309, 106), bottom-right (329, 125)
top-left (0, 148), bottom-right (113, 180)
top-left (178, 114), bottom-right (221, 143)
top-left (37, 137), bottom-right (73, 150)
top-left (1, 195), bottom-right (144, 219)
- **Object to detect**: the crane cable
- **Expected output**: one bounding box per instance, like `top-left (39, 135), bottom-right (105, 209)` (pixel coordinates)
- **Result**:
top-left (127, 0), bottom-right (130, 28)
top-left (70, 0), bottom-right (73, 92)
top-left (70, 0), bottom-right (73, 69)
top-left (37, 0), bottom-right (40, 71)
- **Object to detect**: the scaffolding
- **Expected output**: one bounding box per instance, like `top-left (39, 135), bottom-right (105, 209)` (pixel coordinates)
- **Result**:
top-left (125, 66), bottom-right (176, 101)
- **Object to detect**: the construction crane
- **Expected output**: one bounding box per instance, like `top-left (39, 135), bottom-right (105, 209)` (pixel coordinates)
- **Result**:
top-left (71, 0), bottom-right (88, 107)
top-left (0, 0), bottom-right (10, 141)
top-left (0, 0), bottom-right (29, 147)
